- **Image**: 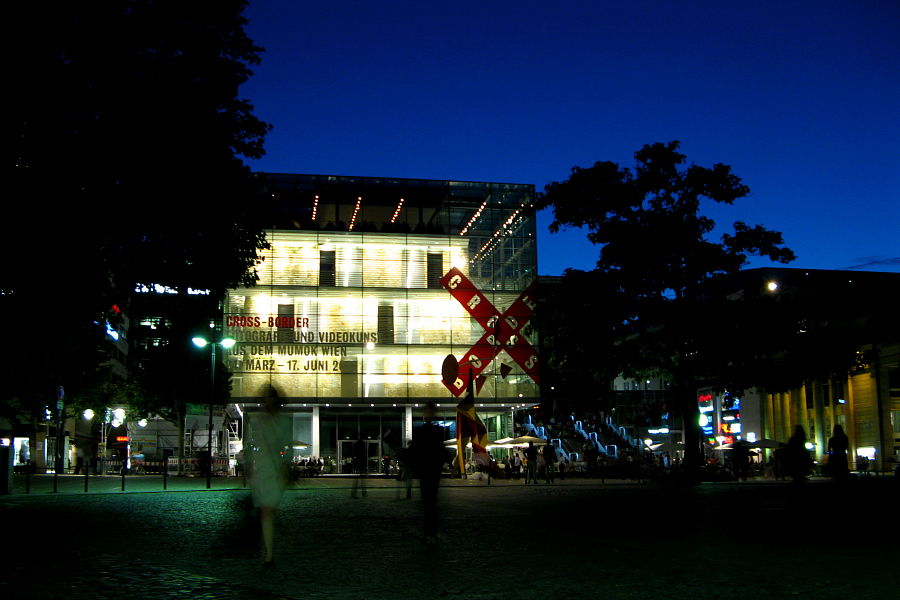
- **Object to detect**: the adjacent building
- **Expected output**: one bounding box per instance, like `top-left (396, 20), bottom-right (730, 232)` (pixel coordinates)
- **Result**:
top-left (707, 268), bottom-right (899, 472)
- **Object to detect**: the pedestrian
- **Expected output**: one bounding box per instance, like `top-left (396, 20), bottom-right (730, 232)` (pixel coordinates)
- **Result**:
top-left (513, 452), bottom-right (522, 479)
top-left (543, 441), bottom-right (556, 483)
top-left (524, 441), bottom-right (538, 484)
top-left (827, 425), bottom-right (850, 480)
top-left (351, 438), bottom-right (368, 498)
top-left (249, 386), bottom-right (292, 565)
top-left (73, 445), bottom-right (85, 475)
top-left (737, 441), bottom-right (752, 480)
top-left (786, 425), bottom-right (812, 483)
top-left (412, 402), bottom-right (445, 543)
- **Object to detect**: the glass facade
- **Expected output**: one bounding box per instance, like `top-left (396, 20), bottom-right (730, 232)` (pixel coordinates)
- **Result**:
top-left (230, 175), bottom-right (538, 461)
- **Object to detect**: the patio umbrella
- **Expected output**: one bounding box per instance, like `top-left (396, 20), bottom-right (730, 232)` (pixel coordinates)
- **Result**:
top-left (649, 442), bottom-right (684, 453)
top-left (507, 435), bottom-right (547, 446)
top-left (747, 438), bottom-right (785, 449)
top-left (444, 439), bottom-right (511, 449)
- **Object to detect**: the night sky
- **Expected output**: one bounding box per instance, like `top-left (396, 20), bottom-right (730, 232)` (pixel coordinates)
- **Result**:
top-left (237, 0), bottom-right (899, 276)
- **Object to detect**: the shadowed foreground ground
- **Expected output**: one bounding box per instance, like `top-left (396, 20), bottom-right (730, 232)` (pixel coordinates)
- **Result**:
top-left (2, 475), bottom-right (896, 599)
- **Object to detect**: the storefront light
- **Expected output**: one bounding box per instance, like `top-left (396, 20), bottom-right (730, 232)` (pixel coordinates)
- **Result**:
top-left (857, 447), bottom-right (876, 460)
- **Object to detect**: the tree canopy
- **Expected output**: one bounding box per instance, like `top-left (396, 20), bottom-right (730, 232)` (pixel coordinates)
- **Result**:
top-left (534, 141), bottom-right (795, 471)
top-left (6, 1), bottom-right (271, 428)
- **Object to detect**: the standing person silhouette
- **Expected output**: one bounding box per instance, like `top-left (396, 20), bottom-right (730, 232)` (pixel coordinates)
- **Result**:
top-left (250, 386), bottom-right (291, 565)
top-left (351, 438), bottom-right (368, 499)
top-left (786, 425), bottom-right (812, 483)
top-left (412, 403), bottom-right (445, 543)
top-left (524, 441), bottom-right (538, 484)
top-left (827, 424), bottom-right (850, 479)
top-left (543, 441), bottom-right (556, 484)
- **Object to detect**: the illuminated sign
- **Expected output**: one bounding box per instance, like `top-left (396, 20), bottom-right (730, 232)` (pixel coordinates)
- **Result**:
top-left (116, 436), bottom-right (130, 442)
top-left (135, 283), bottom-right (209, 295)
top-left (225, 316), bottom-right (311, 329)
top-left (721, 391), bottom-right (740, 411)
top-left (225, 318), bottom-right (377, 343)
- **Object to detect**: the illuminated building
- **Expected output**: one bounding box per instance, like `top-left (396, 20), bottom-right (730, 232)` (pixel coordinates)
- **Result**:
top-left (229, 174), bottom-right (539, 469)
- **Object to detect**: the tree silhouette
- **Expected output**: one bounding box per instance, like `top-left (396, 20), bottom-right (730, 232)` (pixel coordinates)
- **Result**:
top-left (534, 141), bottom-right (795, 474)
top-left (7, 1), bottom-right (271, 449)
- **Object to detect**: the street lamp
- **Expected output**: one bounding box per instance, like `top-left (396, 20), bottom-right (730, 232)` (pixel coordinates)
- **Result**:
top-left (192, 336), bottom-right (236, 489)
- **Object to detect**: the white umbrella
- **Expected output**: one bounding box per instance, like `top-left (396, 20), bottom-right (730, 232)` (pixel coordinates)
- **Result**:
top-left (747, 438), bottom-right (785, 449)
top-left (649, 442), bottom-right (684, 452)
top-left (507, 435), bottom-right (547, 446)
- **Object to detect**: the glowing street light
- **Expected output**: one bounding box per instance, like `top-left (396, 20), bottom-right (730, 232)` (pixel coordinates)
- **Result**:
top-left (192, 336), bottom-right (236, 489)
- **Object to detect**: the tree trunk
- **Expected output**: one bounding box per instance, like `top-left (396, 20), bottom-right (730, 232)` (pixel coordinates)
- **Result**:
top-left (676, 371), bottom-right (703, 481)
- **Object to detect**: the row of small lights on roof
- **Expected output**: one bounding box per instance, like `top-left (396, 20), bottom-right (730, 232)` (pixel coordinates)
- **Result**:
top-left (472, 205), bottom-right (529, 262)
top-left (348, 197), bottom-right (362, 231)
top-left (460, 199), bottom-right (489, 236)
top-left (391, 198), bottom-right (405, 223)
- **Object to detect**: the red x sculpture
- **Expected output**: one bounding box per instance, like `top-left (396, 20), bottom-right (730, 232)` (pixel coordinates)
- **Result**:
top-left (439, 267), bottom-right (540, 396)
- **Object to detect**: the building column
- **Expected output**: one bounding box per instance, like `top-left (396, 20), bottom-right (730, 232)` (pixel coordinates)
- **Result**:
top-left (404, 406), bottom-right (413, 446)
top-left (812, 380), bottom-right (826, 459)
top-left (783, 390), bottom-right (795, 440)
top-left (311, 405), bottom-right (320, 458)
top-left (798, 387), bottom-right (810, 438)
top-left (847, 375), bottom-right (858, 465)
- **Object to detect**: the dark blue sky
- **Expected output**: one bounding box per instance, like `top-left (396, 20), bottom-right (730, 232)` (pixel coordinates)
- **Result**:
top-left (238, 0), bottom-right (899, 276)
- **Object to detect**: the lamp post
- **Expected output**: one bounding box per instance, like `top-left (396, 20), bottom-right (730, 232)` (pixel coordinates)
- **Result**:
top-left (192, 336), bottom-right (236, 490)
top-left (110, 407), bottom-right (128, 490)
top-left (82, 409), bottom-right (95, 492)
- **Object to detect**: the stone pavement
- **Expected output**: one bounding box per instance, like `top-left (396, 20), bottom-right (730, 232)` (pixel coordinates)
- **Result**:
top-left (2, 474), bottom-right (897, 600)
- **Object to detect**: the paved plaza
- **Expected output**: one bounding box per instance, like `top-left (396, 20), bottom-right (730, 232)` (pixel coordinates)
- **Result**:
top-left (2, 473), bottom-right (897, 599)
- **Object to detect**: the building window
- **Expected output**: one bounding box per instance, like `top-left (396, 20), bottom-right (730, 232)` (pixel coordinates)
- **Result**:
top-left (378, 305), bottom-right (394, 345)
top-left (823, 384), bottom-right (831, 407)
top-left (805, 384), bottom-right (814, 409)
top-left (426, 252), bottom-right (443, 289)
top-left (834, 380), bottom-right (846, 404)
top-left (320, 250), bottom-right (336, 286)
top-left (277, 304), bottom-right (294, 342)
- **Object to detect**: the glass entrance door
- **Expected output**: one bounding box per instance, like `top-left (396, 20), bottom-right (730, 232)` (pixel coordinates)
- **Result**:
top-left (337, 439), bottom-right (382, 474)
top-left (338, 440), bottom-right (355, 473)
top-left (365, 440), bottom-right (381, 474)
